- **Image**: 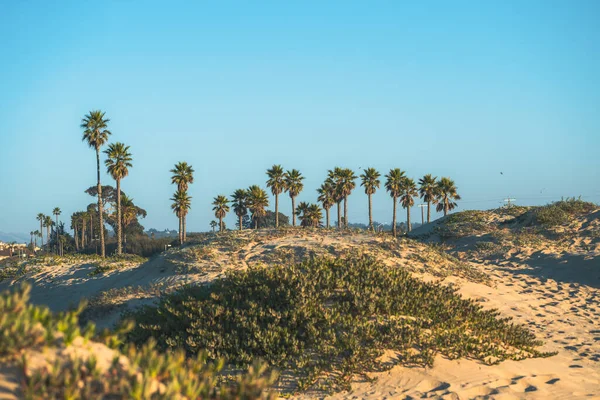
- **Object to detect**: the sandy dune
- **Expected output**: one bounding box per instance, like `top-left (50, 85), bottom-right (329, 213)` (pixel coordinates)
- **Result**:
top-left (1, 218), bottom-right (598, 399)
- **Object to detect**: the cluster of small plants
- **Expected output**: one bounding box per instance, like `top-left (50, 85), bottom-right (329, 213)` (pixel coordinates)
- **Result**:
top-left (527, 197), bottom-right (597, 228)
top-left (87, 254), bottom-right (148, 277)
top-left (125, 255), bottom-right (553, 392)
top-left (434, 210), bottom-right (494, 240)
top-left (0, 284), bottom-right (276, 399)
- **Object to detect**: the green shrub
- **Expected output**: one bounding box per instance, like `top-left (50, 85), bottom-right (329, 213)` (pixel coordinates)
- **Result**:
top-left (0, 284), bottom-right (276, 399)
top-left (534, 197), bottom-right (596, 227)
top-left (126, 255), bottom-right (553, 392)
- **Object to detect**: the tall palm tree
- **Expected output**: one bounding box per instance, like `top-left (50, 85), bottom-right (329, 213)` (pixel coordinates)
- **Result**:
top-left (210, 221), bottom-right (217, 232)
top-left (436, 177), bottom-right (461, 216)
top-left (360, 168), bottom-right (381, 231)
top-left (170, 162), bottom-right (194, 242)
top-left (29, 231), bottom-right (34, 247)
top-left (80, 211), bottom-right (88, 248)
top-left (317, 180), bottom-right (335, 228)
top-left (266, 165), bottom-right (285, 228)
top-left (327, 168), bottom-right (347, 228)
top-left (71, 213), bottom-right (80, 251)
top-left (171, 190), bottom-right (192, 245)
top-left (104, 142), bottom-right (133, 255)
top-left (43, 216), bottom-right (53, 250)
top-left (338, 168), bottom-right (357, 228)
top-left (246, 185), bottom-right (269, 229)
top-left (86, 204), bottom-right (96, 245)
top-left (52, 207), bottom-right (61, 252)
top-left (212, 195), bottom-right (230, 232)
top-left (231, 189), bottom-right (248, 231)
top-left (418, 174), bottom-right (438, 224)
top-left (36, 213), bottom-right (45, 248)
top-left (385, 168), bottom-right (406, 237)
top-left (283, 169), bottom-right (304, 227)
top-left (81, 110), bottom-right (112, 258)
top-left (399, 178), bottom-right (418, 233)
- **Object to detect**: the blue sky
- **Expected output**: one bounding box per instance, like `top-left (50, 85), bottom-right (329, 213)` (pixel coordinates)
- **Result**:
top-left (0, 1), bottom-right (599, 235)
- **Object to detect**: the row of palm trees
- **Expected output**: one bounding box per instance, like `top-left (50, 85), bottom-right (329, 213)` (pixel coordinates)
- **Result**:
top-left (209, 166), bottom-right (460, 236)
top-left (32, 207), bottom-right (61, 252)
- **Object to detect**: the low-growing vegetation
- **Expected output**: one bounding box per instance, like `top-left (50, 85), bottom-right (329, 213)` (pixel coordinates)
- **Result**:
top-left (532, 197), bottom-right (597, 228)
top-left (126, 255), bottom-right (553, 393)
top-left (0, 284), bottom-right (276, 399)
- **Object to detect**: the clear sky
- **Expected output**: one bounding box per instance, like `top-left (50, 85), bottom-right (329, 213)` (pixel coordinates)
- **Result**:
top-left (0, 0), bottom-right (599, 235)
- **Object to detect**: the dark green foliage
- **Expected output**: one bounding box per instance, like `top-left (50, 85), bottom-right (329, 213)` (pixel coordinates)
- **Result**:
top-left (434, 210), bottom-right (491, 239)
top-left (127, 256), bottom-right (553, 392)
top-left (241, 211), bottom-right (290, 229)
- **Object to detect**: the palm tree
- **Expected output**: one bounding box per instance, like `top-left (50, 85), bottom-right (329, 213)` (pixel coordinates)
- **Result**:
top-left (338, 168), bottom-right (357, 228)
top-left (43, 216), bottom-right (53, 250)
top-left (71, 213), bottom-right (80, 251)
top-left (317, 180), bottom-right (335, 228)
top-left (307, 204), bottom-right (323, 228)
top-left (385, 168), bottom-right (406, 237)
top-left (360, 168), bottom-right (381, 231)
top-left (52, 207), bottom-right (61, 251)
top-left (212, 195), bottom-right (230, 232)
top-left (231, 189), bottom-right (248, 231)
top-left (170, 162), bottom-right (194, 242)
top-left (210, 220), bottom-right (218, 232)
top-left (170, 190), bottom-right (192, 245)
top-left (327, 168), bottom-right (345, 228)
top-left (36, 213), bottom-right (45, 249)
top-left (246, 185), bottom-right (269, 229)
top-left (266, 165), bottom-right (285, 228)
top-left (399, 178), bottom-right (418, 233)
top-left (29, 231), bottom-right (34, 247)
top-left (295, 202), bottom-right (310, 227)
top-left (81, 110), bottom-right (112, 258)
top-left (86, 204), bottom-right (96, 245)
top-left (418, 174), bottom-right (438, 224)
top-left (104, 142), bottom-right (133, 255)
top-left (283, 169), bottom-right (304, 227)
top-left (436, 177), bottom-right (461, 216)
top-left (33, 230), bottom-right (40, 248)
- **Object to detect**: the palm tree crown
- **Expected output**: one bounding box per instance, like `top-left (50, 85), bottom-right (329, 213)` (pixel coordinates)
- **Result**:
top-left (436, 177), bottom-right (461, 216)
top-left (170, 162), bottom-right (195, 192)
top-left (81, 111), bottom-right (111, 150)
top-left (360, 168), bottom-right (381, 195)
top-left (266, 165), bottom-right (285, 196)
top-left (170, 190), bottom-right (192, 219)
top-left (418, 174), bottom-right (438, 224)
top-left (104, 143), bottom-right (133, 181)
top-left (231, 189), bottom-right (248, 230)
top-left (284, 169), bottom-right (304, 198)
top-left (385, 169), bottom-right (406, 198)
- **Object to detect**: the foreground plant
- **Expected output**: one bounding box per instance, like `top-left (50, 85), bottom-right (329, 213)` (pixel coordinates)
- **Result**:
top-left (0, 284), bottom-right (276, 399)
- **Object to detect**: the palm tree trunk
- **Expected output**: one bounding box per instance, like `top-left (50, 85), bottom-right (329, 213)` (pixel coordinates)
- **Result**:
top-left (343, 197), bottom-right (348, 228)
top-left (178, 215), bottom-right (183, 245)
top-left (81, 220), bottom-right (86, 248)
top-left (337, 202), bottom-right (342, 229)
top-left (444, 200), bottom-right (448, 216)
top-left (116, 179), bottom-right (122, 255)
top-left (183, 215), bottom-right (187, 242)
top-left (427, 201), bottom-right (431, 223)
top-left (219, 216), bottom-right (223, 232)
top-left (275, 194), bottom-right (279, 228)
top-left (407, 206), bottom-right (411, 233)
top-left (254, 217), bottom-right (258, 230)
top-left (239, 215), bottom-right (243, 231)
top-left (89, 214), bottom-right (93, 245)
top-left (74, 226), bottom-right (79, 251)
top-left (39, 221), bottom-right (44, 248)
top-left (95, 147), bottom-right (106, 258)
top-left (368, 193), bottom-right (373, 231)
top-left (325, 208), bottom-right (330, 228)
top-left (291, 196), bottom-right (296, 227)
top-left (392, 196), bottom-right (397, 237)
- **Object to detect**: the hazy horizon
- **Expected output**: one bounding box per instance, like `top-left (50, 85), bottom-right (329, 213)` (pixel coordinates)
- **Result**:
top-left (1, 1), bottom-right (599, 235)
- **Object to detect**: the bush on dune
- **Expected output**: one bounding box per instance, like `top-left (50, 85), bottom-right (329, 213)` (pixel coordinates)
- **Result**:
top-left (0, 284), bottom-right (276, 399)
top-left (127, 255), bottom-right (554, 392)
top-left (533, 197), bottom-right (597, 227)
